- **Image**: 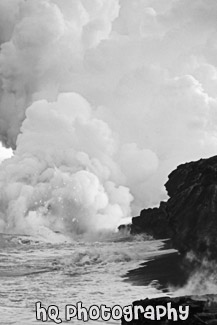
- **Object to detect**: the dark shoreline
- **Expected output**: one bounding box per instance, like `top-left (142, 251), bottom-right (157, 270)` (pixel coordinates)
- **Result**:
top-left (123, 249), bottom-right (190, 292)
top-left (122, 249), bottom-right (217, 323)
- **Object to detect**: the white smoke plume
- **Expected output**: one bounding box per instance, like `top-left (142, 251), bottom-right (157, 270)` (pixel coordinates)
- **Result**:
top-left (0, 0), bottom-right (217, 238)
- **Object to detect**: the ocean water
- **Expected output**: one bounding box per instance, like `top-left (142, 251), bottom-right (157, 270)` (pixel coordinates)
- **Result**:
top-left (0, 232), bottom-right (174, 325)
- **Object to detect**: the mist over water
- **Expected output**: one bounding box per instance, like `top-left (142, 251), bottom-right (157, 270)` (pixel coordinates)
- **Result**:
top-left (1, 0), bottom-right (217, 238)
top-left (1, 4), bottom-right (217, 324)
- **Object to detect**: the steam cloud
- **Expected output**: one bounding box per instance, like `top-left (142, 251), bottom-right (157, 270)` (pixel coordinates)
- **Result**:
top-left (0, 0), bottom-right (217, 238)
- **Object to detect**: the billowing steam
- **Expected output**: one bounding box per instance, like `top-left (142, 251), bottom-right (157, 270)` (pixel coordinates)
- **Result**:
top-left (0, 0), bottom-right (217, 237)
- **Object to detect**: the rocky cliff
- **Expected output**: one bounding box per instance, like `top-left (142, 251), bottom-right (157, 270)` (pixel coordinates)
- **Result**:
top-left (131, 156), bottom-right (217, 260)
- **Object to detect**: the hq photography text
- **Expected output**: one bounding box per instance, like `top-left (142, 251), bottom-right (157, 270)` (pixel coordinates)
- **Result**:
top-left (35, 301), bottom-right (189, 323)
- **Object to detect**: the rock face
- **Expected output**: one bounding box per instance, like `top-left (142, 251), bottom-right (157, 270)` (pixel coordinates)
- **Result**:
top-left (131, 156), bottom-right (217, 260)
top-left (121, 295), bottom-right (217, 325)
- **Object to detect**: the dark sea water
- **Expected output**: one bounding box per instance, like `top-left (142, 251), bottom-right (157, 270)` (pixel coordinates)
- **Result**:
top-left (0, 233), bottom-right (175, 324)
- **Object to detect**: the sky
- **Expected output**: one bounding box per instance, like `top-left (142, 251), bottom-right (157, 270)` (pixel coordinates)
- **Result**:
top-left (0, 0), bottom-right (217, 238)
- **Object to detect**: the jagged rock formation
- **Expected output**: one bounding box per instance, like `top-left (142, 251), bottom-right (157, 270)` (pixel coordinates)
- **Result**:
top-left (121, 295), bottom-right (217, 325)
top-left (131, 156), bottom-right (217, 260)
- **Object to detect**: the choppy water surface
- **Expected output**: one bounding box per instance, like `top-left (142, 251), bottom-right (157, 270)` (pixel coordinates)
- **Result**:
top-left (0, 233), bottom-right (173, 324)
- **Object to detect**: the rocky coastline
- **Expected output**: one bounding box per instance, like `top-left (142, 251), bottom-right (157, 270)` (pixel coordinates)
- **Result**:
top-left (131, 156), bottom-right (217, 261)
top-left (121, 156), bottom-right (217, 324)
